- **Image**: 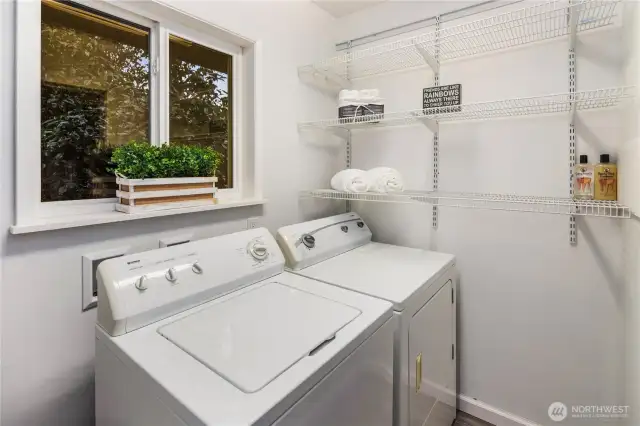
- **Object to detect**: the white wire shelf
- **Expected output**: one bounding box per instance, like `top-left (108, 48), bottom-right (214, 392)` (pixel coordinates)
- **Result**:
top-left (298, 87), bottom-right (634, 131)
top-left (299, 0), bottom-right (619, 88)
top-left (302, 189), bottom-right (631, 218)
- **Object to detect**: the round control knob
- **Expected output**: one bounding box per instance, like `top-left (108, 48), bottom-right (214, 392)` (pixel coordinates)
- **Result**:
top-left (249, 242), bottom-right (269, 261)
top-left (192, 262), bottom-right (203, 274)
top-left (302, 234), bottom-right (315, 249)
top-left (357, 221), bottom-right (364, 228)
top-left (135, 275), bottom-right (148, 292)
top-left (341, 225), bottom-right (348, 233)
top-left (165, 267), bottom-right (178, 283)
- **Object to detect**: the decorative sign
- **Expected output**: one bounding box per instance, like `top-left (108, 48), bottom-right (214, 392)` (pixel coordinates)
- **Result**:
top-left (423, 84), bottom-right (461, 110)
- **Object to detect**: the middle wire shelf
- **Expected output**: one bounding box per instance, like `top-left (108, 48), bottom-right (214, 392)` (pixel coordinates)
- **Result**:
top-left (298, 87), bottom-right (634, 131)
top-left (302, 189), bottom-right (631, 218)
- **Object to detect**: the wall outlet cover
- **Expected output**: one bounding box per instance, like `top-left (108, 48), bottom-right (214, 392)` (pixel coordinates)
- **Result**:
top-left (159, 233), bottom-right (194, 248)
top-left (82, 246), bottom-right (130, 311)
top-left (247, 217), bottom-right (260, 229)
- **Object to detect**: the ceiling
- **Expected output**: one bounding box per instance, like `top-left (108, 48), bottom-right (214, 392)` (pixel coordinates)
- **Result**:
top-left (312, 0), bottom-right (387, 18)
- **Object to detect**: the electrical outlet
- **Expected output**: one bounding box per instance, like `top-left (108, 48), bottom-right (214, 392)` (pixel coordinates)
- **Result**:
top-left (247, 217), bottom-right (260, 229)
top-left (159, 233), bottom-right (193, 248)
top-left (82, 246), bottom-right (130, 311)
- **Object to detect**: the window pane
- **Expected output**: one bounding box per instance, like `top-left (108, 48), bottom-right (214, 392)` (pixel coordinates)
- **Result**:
top-left (169, 35), bottom-right (232, 188)
top-left (41, 1), bottom-right (150, 202)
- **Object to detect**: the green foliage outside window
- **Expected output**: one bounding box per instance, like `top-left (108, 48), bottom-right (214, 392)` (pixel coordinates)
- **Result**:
top-left (41, 2), bottom-right (231, 201)
top-left (111, 142), bottom-right (222, 179)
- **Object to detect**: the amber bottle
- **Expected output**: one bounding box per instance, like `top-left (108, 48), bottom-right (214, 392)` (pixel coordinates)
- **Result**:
top-left (594, 154), bottom-right (617, 201)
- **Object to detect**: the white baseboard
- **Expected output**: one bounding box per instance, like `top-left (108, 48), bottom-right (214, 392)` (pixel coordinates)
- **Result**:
top-left (458, 394), bottom-right (541, 426)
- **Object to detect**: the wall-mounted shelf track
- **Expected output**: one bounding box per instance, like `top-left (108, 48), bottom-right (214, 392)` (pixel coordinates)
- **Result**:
top-left (301, 190), bottom-right (631, 219)
top-left (298, 87), bottom-right (634, 132)
top-left (299, 0), bottom-right (620, 91)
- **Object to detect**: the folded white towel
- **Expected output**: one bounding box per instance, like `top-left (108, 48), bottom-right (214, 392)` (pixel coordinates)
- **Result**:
top-left (331, 169), bottom-right (369, 193)
top-left (365, 167), bottom-right (404, 193)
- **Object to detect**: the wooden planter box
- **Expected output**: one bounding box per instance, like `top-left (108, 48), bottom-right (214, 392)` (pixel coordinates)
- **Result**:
top-left (116, 177), bottom-right (218, 213)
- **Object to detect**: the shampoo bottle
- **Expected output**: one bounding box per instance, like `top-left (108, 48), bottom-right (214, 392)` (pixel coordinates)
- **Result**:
top-left (594, 154), bottom-right (617, 201)
top-left (573, 155), bottom-right (594, 200)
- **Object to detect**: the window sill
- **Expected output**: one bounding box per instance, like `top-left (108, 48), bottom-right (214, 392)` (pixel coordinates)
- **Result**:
top-left (10, 199), bottom-right (267, 235)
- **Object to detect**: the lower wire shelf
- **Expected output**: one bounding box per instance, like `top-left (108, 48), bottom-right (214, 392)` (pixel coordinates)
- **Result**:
top-left (301, 189), bottom-right (631, 218)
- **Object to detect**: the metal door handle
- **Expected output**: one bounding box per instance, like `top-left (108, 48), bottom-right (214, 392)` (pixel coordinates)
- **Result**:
top-left (416, 353), bottom-right (422, 393)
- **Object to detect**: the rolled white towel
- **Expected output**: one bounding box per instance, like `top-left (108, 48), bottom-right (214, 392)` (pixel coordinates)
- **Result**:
top-left (365, 167), bottom-right (404, 193)
top-left (331, 169), bottom-right (369, 193)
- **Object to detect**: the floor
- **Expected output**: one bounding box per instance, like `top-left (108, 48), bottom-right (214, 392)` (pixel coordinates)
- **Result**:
top-left (454, 411), bottom-right (495, 426)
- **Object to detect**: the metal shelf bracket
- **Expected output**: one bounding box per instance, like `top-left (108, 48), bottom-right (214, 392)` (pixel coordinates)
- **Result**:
top-left (328, 127), bottom-right (351, 140)
top-left (422, 118), bottom-right (438, 134)
top-left (415, 42), bottom-right (440, 75)
top-left (298, 66), bottom-right (350, 94)
top-left (315, 68), bottom-right (350, 91)
top-left (569, 0), bottom-right (579, 48)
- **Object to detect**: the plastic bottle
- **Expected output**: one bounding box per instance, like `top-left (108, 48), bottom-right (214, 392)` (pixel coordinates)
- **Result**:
top-left (573, 155), bottom-right (594, 200)
top-left (594, 154), bottom-right (617, 201)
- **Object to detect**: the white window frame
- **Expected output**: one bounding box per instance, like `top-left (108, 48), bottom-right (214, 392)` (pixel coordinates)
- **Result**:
top-left (15, 0), bottom-right (260, 226)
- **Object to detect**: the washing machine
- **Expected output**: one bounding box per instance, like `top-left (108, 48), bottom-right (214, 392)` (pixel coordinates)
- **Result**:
top-left (95, 227), bottom-right (396, 426)
top-left (277, 213), bottom-right (458, 426)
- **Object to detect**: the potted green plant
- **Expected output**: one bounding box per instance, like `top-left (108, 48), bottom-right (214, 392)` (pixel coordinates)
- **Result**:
top-left (112, 142), bottom-right (222, 213)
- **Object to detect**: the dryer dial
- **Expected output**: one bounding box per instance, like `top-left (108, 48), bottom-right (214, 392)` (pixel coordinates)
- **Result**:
top-left (248, 240), bottom-right (269, 261)
top-left (301, 234), bottom-right (315, 249)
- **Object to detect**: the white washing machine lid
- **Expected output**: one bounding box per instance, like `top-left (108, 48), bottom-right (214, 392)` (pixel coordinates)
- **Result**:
top-left (158, 281), bottom-right (360, 393)
top-left (295, 242), bottom-right (455, 309)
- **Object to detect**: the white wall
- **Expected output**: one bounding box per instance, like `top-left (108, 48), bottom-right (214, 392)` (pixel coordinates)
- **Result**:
top-left (327, 1), bottom-right (633, 425)
top-left (0, 1), bottom-right (341, 424)
top-left (0, 1), bottom-right (6, 423)
top-left (621, 2), bottom-right (640, 425)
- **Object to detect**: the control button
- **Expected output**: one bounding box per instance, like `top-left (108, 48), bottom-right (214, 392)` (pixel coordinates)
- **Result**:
top-left (341, 225), bottom-right (348, 233)
top-left (357, 221), bottom-right (364, 228)
top-left (192, 262), bottom-right (203, 274)
top-left (249, 242), bottom-right (269, 261)
top-left (165, 268), bottom-right (178, 283)
top-left (135, 275), bottom-right (148, 292)
top-left (302, 234), bottom-right (316, 249)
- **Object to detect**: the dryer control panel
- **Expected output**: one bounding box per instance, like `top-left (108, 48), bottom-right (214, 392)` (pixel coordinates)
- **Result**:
top-left (276, 213), bottom-right (372, 271)
top-left (97, 228), bottom-right (284, 336)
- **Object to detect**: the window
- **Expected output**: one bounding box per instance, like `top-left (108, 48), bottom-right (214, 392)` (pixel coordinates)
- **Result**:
top-left (169, 35), bottom-right (233, 188)
top-left (15, 0), bottom-right (260, 227)
top-left (41, 1), bottom-right (150, 201)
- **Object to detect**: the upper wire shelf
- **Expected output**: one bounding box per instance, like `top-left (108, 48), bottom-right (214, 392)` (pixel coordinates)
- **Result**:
top-left (301, 189), bottom-right (631, 218)
top-left (299, 0), bottom-right (620, 89)
top-left (298, 87), bottom-right (634, 131)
